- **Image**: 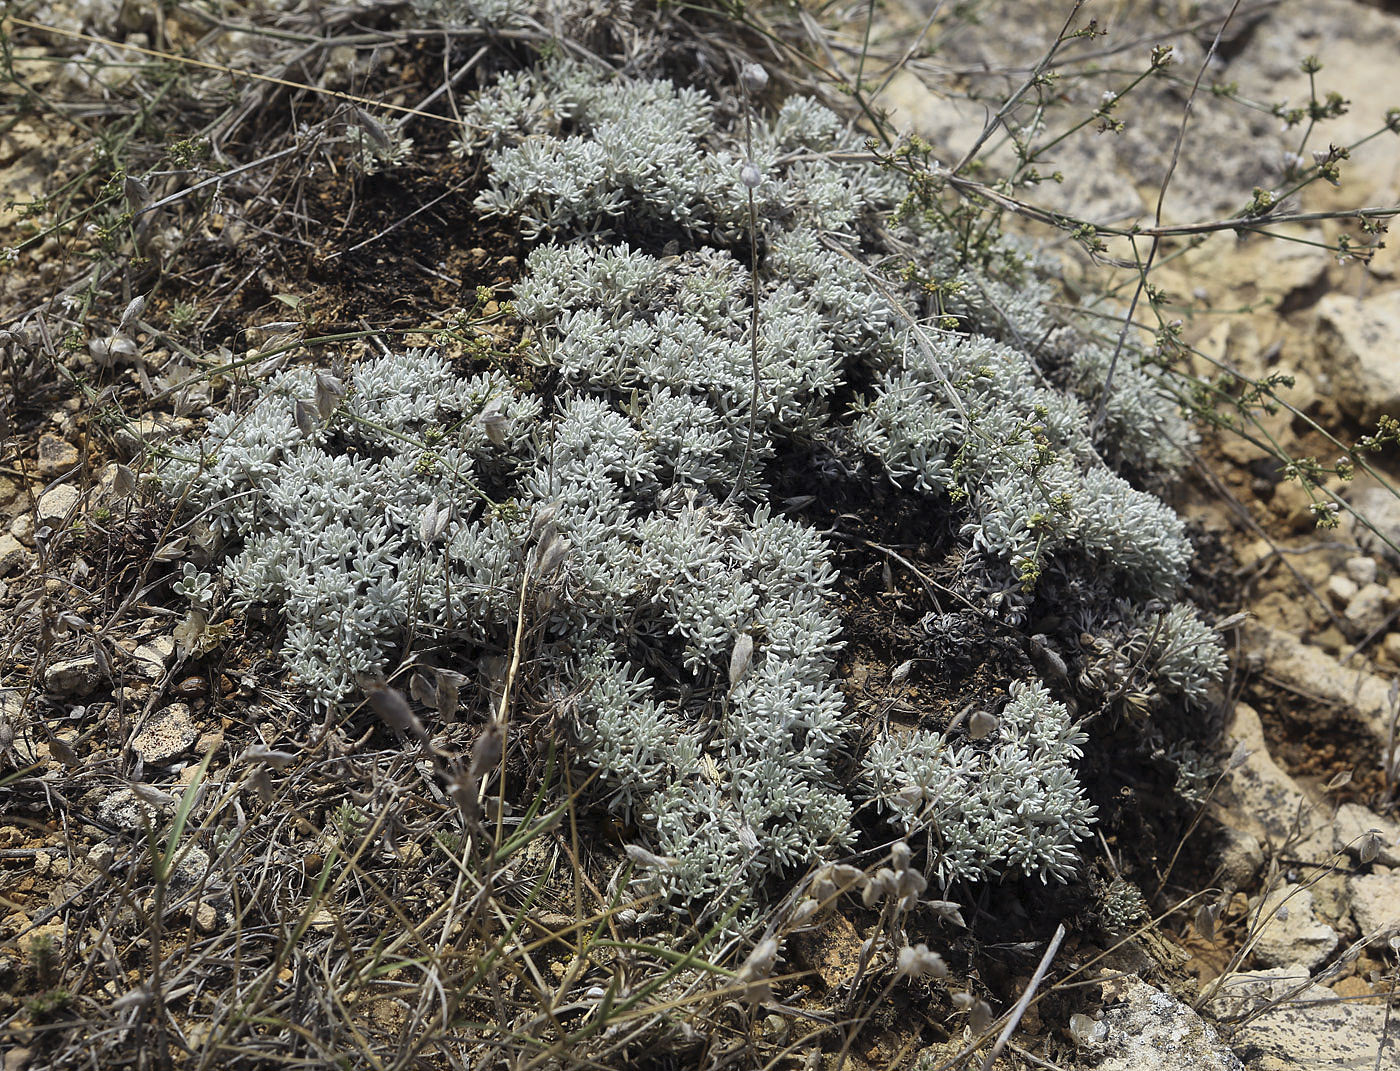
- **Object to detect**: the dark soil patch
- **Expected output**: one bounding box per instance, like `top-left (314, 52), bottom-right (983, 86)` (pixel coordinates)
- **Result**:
top-left (1246, 677), bottom-right (1391, 805)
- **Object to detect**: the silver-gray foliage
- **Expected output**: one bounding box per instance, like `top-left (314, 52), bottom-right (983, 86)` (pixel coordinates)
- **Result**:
top-left (164, 56), bottom-right (1224, 909)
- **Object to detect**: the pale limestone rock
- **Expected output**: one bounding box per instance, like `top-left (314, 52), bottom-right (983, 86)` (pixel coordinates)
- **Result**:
top-left (35, 484), bottom-right (81, 527)
top-left (1205, 965), bottom-right (1397, 1071)
top-left (1342, 582), bottom-right (1393, 638)
top-left (1249, 885), bottom-right (1338, 971)
top-left (1216, 824), bottom-right (1264, 887)
top-left (1344, 556), bottom-right (1378, 587)
top-left (1348, 485), bottom-right (1400, 563)
top-left (0, 534), bottom-right (30, 578)
top-left (1217, 702), bottom-right (1330, 855)
top-left (131, 703), bottom-right (197, 765)
top-left (1382, 631), bottom-right (1400, 669)
top-left (1092, 976), bottom-right (1244, 1071)
top-left (35, 433), bottom-right (78, 478)
top-left (97, 788), bottom-right (168, 831)
top-left (1243, 621), bottom-right (1399, 749)
top-left (43, 655), bottom-right (102, 698)
top-left (167, 844), bottom-right (209, 887)
top-left (1332, 803), bottom-right (1400, 868)
top-left (1347, 871), bottom-right (1400, 937)
top-left (193, 901), bottom-right (218, 934)
top-left (1314, 290), bottom-right (1400, 428)
top-left (1326, 574), bottom-right (1359, 607)
top-left (133, 636), bottom-right (176, 681)
top-left (9, 512), bottom-right (34, 546)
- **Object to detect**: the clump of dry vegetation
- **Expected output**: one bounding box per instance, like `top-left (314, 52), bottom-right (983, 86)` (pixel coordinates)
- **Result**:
top-left (2, 1), bottom-right (1399, 1069)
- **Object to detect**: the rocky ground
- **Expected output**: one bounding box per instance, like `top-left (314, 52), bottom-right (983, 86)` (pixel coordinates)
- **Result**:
top-left (1, 0), bottom-right (1399, 1069)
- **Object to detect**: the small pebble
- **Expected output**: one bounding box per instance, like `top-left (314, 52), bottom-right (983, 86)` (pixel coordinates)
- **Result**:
top-left (175, 676), bottom-right (208, 698)
top-left (1345, 555), bottom-right (1379, 586)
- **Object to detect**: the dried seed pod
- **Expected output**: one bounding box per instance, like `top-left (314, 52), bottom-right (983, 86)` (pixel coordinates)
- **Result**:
top-left (313, 371), bottom-right (345, 420)
top-left (476, 396), bottom-right (511, 445)
top-left (737, 936), bottom-right (779, 1002)
top-left (927, 900), bottom-right (966, 928)
top-left (469, 719), bottom-right (505, 780)
top-left (118, 295), bottom-right (147, 333)
top-left (533, 533), bottom-right (570, 576)
top-left (624, 844), bottom-right (677, 870)
top-left (111, 464), bottom-right (137, 497)
top-left (789, 897), bottom-right (820, 927)
top-left (896, 943), bottom-right (947, 979)
top-left (890, 841), bottom-right (911, 872)
top-left (433, 668), bottom-right (463, 722)
top-left (740, 63), bottom-right (769, 94)
top-left (895, 784), bottom-right (925, 810)
top-left (967, 710), bottom-right (999, 740)
top-left (365, 682), bottom-right (429, 749)
top-left (409, 671), bottom-right (437, 707)
top-left (1358, 829), bottom-right (1384, 866)
top-left (1195, 900), bottom-right (1219, 942)
top-left (239, 745), bottom-right (297, 770)
top-left (1068, 1012), bottom-right (1108, 1046)
top-left (293, 398), bottom-right (316, 438)
top-left (729, 633), bottom-right (754, 689)
top-left (419, 500), bottom-right (450, 543)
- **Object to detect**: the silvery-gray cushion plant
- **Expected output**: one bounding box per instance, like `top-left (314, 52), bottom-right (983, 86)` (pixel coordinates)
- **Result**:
top-left (163, 52), bottom-right (1223, 912)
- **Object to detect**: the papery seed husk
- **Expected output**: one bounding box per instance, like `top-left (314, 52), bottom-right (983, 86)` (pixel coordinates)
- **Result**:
top-left (419, 500), bottom-right (448, 542)
top-left (928, 900), bottom-right (966, 927)
top-left (790, 898), bottom-right (820, 927)
top-left (240, 745), bottom-right (296, 770)
top-left (1358, 830), bottom-right (1383, 865)
top-left (434, 669), bottom-right (462, 722)
top-left (740, 63), bottom-right (769, 94)
top-left (624, 844), bottom-right (677, 870)
top-left (112, 464), bottom-right (137, 497)
top-left (119, 295), bottom-right (147, 332)
top-left (729, 633), bottom-right (754, 689)
top-left (131, 783), bottom-right (176, 807)
top-left (353, 107), bottom-right (392, 149)
top-left (314, 371), bottom-right (345, 420)
top-left (890, 841), bottom-right (911, 872)
top-left (124, 175), bottom-right (151, 212)
top-left (534, 534), bottom-right (569, 576)
top-left (739, 937), bottom-right (779, 981)
top-left (968, 999), bottom-right (994, 1035)
top-left (469, 719), bottom-right (505, 780)
top-left (365, 683), bottom-right (429, 747)
top-left (293, 398), bottom-right (316, 437)
top-left (968, 710), bottom-right (999, 740)
top-left (109, 335), bottom-right (139, 361)
top-left (1195, 901), bottom-right (1218, 942)
top-left (153, 537), bottom-right (189, 562)
top-left (409, 671), bottom-right (437, 707)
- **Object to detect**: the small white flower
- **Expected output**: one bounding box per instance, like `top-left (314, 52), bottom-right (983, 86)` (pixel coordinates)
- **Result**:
top-left (740, 162), bottom-right (762, 189)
